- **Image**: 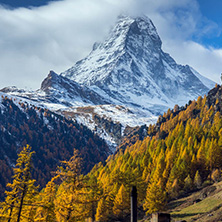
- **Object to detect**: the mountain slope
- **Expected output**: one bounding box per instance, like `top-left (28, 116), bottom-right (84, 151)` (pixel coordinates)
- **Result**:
top-left (0, 93), bottom-right (110, 199)
top-left (40, 70), bottom-right (110, 106)
top-left (169, 181), bottom-right (222, 222)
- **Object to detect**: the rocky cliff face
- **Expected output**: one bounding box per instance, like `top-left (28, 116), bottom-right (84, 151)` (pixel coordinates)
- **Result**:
top-left (40, 70), bottom-right (109, 106)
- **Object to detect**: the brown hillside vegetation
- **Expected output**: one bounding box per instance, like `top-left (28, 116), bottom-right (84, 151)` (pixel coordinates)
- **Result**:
top-left (0, 96), bottom-right (109, 200)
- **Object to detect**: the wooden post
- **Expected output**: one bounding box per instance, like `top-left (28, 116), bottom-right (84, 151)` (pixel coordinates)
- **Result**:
top-left (131, 186), bottom-right (137, 222)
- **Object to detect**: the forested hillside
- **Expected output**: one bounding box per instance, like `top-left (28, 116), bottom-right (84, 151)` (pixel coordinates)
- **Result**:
top-left (87, 84), bottom-right (222, 220)
top-left (1, 84), bottom-right (222, 221)
top-left (0, 95), bottom-right (110, 199)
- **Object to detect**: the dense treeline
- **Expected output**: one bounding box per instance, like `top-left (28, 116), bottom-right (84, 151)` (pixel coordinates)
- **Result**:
top-left (0, 95), bottom-right (110, 200)
top-left (1, 85), bottom-right (222, 221)
top-left (87, 85), bottom-right (222, 219)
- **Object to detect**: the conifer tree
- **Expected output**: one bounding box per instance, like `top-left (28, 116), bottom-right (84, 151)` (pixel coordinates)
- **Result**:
top-left (113, 184), bottom-right (130, 219)
top-left (102, 187), bottom-right (116, 220)
top-left (34, 176), bottom-right (59, 221)
top-left (211, 169), bottom-right (221, 183)
top-left (54, 149), bottom-right (89, 222)
top-left (166, 178), bottom-right (180, 199)
top-left (143, 179), bottom-right (167, 214)
top-left (196, 138), bottom-right (206, 171)
top-left (194, 170), bottom-right (202, 189)
top-left (86, 175), bottom-right (103, 221)
top-left (184, 174), bottom-right (193, 192)
top-left (0, 145), bottom-right (38, 222)
top-left (207, 139), bottom-right (221, 171)
top-left (95, 198), bottom-right (106, 222)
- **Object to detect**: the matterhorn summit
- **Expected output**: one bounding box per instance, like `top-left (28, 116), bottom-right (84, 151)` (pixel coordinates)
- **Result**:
top-left (61, 15), bottom-right (215, 113)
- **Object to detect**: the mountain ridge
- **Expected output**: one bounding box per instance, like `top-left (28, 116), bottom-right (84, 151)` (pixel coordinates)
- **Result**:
top-left (61, 15), bottom-right (215, 110)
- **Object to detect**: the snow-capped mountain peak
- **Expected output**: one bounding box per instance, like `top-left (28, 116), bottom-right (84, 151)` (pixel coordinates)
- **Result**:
top-left (61, 15), bottom-right (215, 111)
top-left (61, 15), bottom-right (162, 86)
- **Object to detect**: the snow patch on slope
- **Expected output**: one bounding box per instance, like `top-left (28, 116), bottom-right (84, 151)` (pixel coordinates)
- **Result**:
top-left (190, 67), bottom-right (216, 90)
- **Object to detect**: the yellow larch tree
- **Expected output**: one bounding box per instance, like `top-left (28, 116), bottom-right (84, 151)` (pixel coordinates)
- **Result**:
top-left (143, 179), bottom-right (167, 214)
top-left (34, 176), bottom-right (59, 222)
top-left (113, 184), bottom-right (130, 219)
top-left (0, 145), bottom-right (38, 222)
top-left (95, 198), bottom-right (106, 222)
top-left (54, 149), bottom-right (89, 222)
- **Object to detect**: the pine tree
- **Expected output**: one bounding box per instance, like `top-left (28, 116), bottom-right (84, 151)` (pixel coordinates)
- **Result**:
top-left (102, 188), bottom-right (116, 221)
top-left (184, 174), bottom-right (193, 192)
top-left (207, 139), bottom-right (221, 171)
top-left (196, 137), bottom-right (206, 171)
top-left (113, 184), bottom-right (130, 219)
top-left (218, 128), bottom-right (222, 147)
top-left (34, 176), bottom-right (59, 221)
top-left (54, 149), bottom-right (89, 222)
top-left (95, 198), bottom-right (106, 222)
top-left (86, 175), bottom-right (103, 221)
top-left (166, 178), bottom-right (180, 199)
top-left (0, 145), bottom-right (38, 222)
top-left (194, 170), bottom-right (202, 189)
top-left (211, 169), bottom-right (221, 183)
top-left (143, 179), bottom-right (167, 214)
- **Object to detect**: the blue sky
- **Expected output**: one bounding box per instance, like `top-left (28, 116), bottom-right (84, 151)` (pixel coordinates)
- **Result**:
top-left (0, 0), bottom-right (59, 8)
top-left (0, 0), bottom-right (221, 89)
top-left (196, 0), bottom-right (222, 48)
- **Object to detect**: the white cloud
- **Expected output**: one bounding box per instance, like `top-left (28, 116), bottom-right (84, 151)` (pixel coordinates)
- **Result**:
top-left (0, 0), bottom-right (221, 89)
top-left (0, 0), bottom-right (124, 89)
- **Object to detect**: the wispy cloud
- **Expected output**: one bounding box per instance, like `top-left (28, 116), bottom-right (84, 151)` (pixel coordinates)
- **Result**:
top-left (0, 0), bottom-right (221, 89)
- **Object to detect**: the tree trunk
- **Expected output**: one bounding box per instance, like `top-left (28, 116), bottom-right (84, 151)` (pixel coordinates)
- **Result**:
top-left (16, 189), bottom-right (26, 222)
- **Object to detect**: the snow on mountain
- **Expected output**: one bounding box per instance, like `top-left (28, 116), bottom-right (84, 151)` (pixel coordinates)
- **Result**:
top-left (62, 104), bottom-right (158, 152)
top-left (0, 15), bottom-right (216, 151)
top-left (1, 71), bottom-right (110, 109)
top-left (190, 67), bottom-right (215, 90)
